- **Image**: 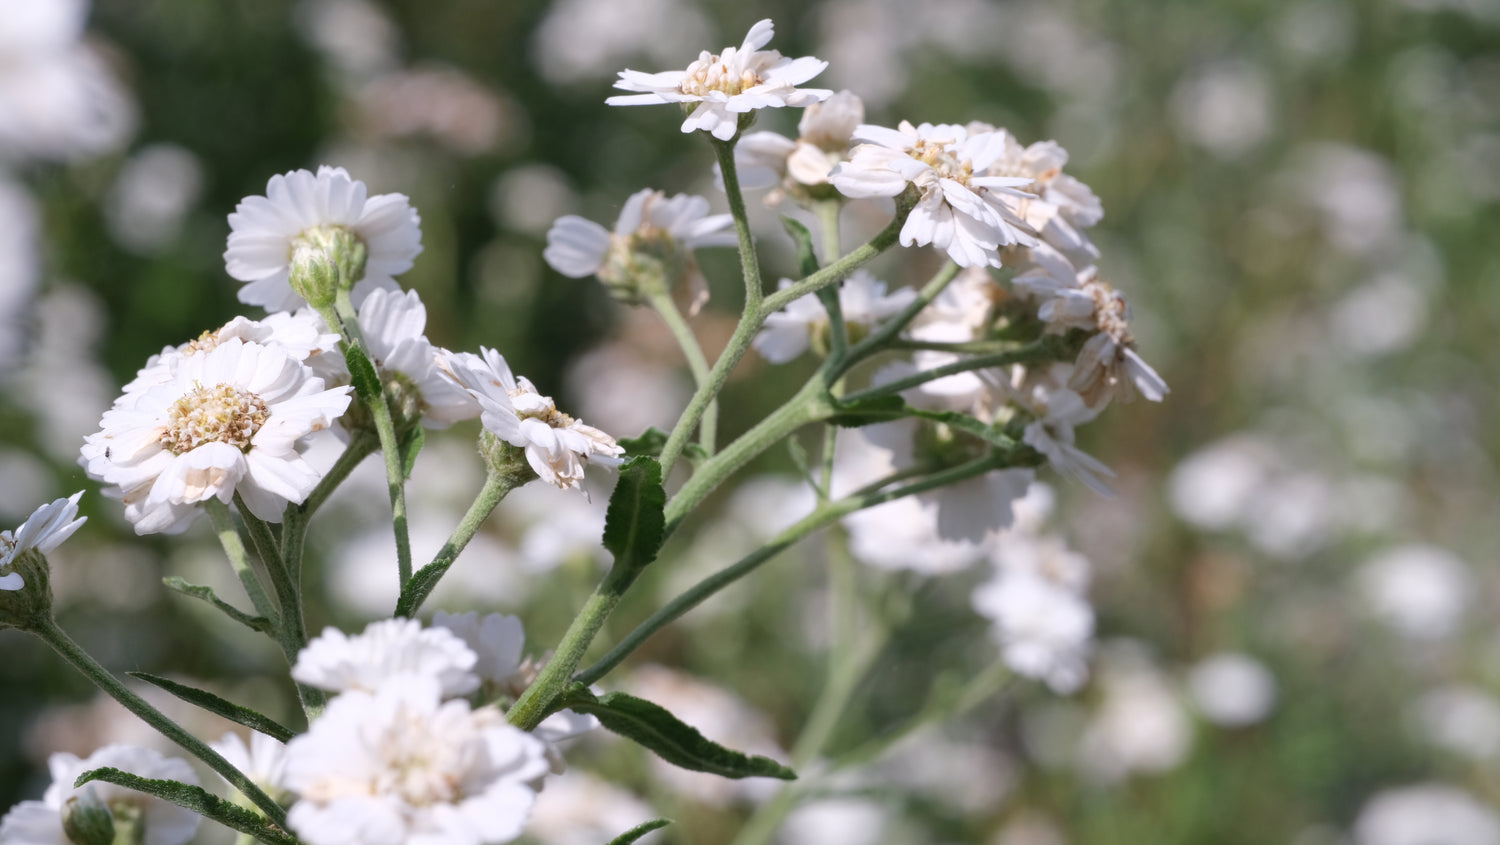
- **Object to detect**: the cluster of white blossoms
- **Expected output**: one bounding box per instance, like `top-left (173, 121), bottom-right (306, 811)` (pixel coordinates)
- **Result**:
top-left (278, 615), bottom-right (586, 845)
top-left (0, 744), bottom-right (202, 845)
top-left (0, 492), bottom-right (85, 592)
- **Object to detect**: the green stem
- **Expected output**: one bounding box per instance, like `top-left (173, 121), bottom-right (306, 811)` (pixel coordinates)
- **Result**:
top-left (234, 495), bottom-right (324, 716)
top-left (813, 201), bottom-right (849, 358)
top-left (507, 561), bottom-right (641, 731)
top-left (280, 432), bottom-right (380, 595)
top-left (576, 450), bottom-right (1016, 686)
top-left (332, 291), bottom-right (413, 589)
top-left (204, 499), bottom-right (279, 631)
top-left (759, 210), bottom-right (908, 318)
top-left (834, 260), bottom-right (962, 377)
top-left (396, 467), bottom-right (521, 618)
top-left (710, 136), bottom-right (765, 315)
top-left (647, 288), bottom-right (717, 456)
top-left (839, 338), bottom-right (1059, 405)
top-left (31, 618), bottom-right (289, 827)
top-left (885, 338), bottom-right (1032, 354)
top-left (663, 377), bottom-right (832, 536)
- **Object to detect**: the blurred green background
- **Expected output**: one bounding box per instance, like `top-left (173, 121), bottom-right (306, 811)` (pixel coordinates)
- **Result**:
top-left (3, 0), bottom-right (1500, 842)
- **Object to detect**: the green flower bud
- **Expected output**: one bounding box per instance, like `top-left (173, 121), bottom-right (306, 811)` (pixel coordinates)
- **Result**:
top-left (289, 224), bottom-right (368, 309)
top-left (0, 548), bottom-right (54, 632)
top-left (61, 790), bottom-right (116, 845)
top-left (479, 430), bottom-right (539, 489)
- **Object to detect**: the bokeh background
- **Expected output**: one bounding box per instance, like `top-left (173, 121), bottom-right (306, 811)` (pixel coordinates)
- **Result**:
top-left (3, 0), bottom-right (1500, 842)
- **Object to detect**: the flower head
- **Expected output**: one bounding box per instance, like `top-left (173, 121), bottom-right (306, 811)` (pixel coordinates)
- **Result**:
top-left (292, 618), bottom-right (481, 699)
top-left (0, 492), bottom-right (85, 592)
top-left (606, 19), bottom-right (832, 141)
top-left (830, 121), bottom-right (1039, 268)
top-left (224, 166), bottom-right (422, 312)
top-left (440, 348), bottom-right (624, 493)
top-left (81, 338), bottom-right (352, 534)
top-left (734, 89), bottom-right (865, 203)
top-left (0, 745), bottom-right (201, 845)
top-left (284, 677), bottom-right (550, 845)
top-left (348, 288), bottom-right (481, 429)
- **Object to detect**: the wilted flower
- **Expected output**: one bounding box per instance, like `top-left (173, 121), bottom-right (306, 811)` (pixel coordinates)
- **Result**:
top-left (606, 19), bottom-right (832, 141)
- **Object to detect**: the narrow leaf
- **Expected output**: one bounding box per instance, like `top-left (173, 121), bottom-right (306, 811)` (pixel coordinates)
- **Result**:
top-left (127, 673), bottom-right (295, 743)
top-left (786, 435), bottom-right (819, 493)
top-left (827, 395), bottom-right (908, 428)
top-left (565, 688), bottom-right (796, 780)
top-left (619, 428), bottom-right (669, 458)
top-left (904, 407), bottom-right (1021, 451)
top-left (780, 216), bottom-right (821, 277)
top-left (601, 457), bottom-right (666, 573)
top-left (73, 768), bottom-right (296, 845)
top-left (398, 424), bottom-right (424, 480)
top-left (606, 818), bottom-right (672, 845)
top-left (162, 577), bottom-right (272, 634)
top-left (396, 553), bottom-right (454, 619)
top-left (343, 342), bottom-right (383, 404)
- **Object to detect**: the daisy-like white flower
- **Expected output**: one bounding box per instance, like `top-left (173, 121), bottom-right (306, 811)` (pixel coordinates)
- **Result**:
top-left (120, 311), bottom-right (341, 397)
top-left (283, 676), bottom-right (550, 845)
top-left (967, 126), bottom-right (1103, 261)
top-left (209, 731), bottom-right (290, 800)
top-left (440, 348), bottom-right (624, 493)
top-left (544, 188), bottom-right (735, 308)
top-left (224, 166), bottom-right (423, 312)
top-left (606, 19), bottom-right (832, 141)
top-left (734, 89), bottom-right (865, 203)
top-left (0, 745), bottom-right (201, 845)
top-left (346, 288), bottom-right (480, 428)
top-left (291, 618), bottom-right (481, 699)
top-left (972, 565), bottom-right (1094, 694)
top-left (1018, 382), bottom-right (1117, 497)
top-left (830, 121), bottom-right (1039, 268)
top-left (0, 492), bottom-right (85, 591)
top-left (80, 338), bottom-right (352, 534)
top-left (753, 270), bottom-right (916, 363)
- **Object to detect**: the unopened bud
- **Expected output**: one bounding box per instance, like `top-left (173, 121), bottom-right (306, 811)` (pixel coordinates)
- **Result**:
top-left (479, 430), bottom-right (539, 488)
top-left (289, 224), bottom-right (367, 309)
top-left (0, 548), bottom-right (54, 632)
top-left (61, 789), bottom-right (115, 845)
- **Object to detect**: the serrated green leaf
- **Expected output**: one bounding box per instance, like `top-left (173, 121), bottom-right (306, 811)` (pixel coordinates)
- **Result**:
top-left (397, 424), bottom-right (424, 480)
top-left (827, 395), bottom-right (909, 428)
top-left (396, 556), bottom-right (450, 619)
top-left (162, 577), bottom-right (272, 634)
top-left (606, 818), bottom-right (672, 845)
top-left (601, 456), bottom-right (666, 574)
top-left (619, 428), bottom-right (669, 458)
top-left (564, 688), bottom-right (796, 780)
top-left (74, 768), bottom-right (296, 845)
top-left (781, 216), bottom-right (821, 277)
top-left (343, 342), bottom-right (383, 404)
top-left (127, 673), bottom-right (295, 743)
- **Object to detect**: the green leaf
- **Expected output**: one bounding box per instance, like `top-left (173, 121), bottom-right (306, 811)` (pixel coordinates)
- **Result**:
top-left (161, 577), bottom-right (272, 634)
top-left (781, 216), bottom-right (821, 277)
top-left (606, 818), bottom-right (672, 845)
top-left (904, 406), bottom-right (1021, 451)
top-left (564, 687), bottom-right (796, 780)
top-left (73, 768), bottom-right (296, 845)
top-left (601, 456), bottom-right (666, 574)
top-left (398, 424), bottom-right (424, 480)
top-left (343, 342), bottom-right (383, 404)
top-left (127, 673), bottom-right (295, 743)
top-left (827, 395), bottom-right (909, 428)
top-left (619, 428), bottom-right (669, 458)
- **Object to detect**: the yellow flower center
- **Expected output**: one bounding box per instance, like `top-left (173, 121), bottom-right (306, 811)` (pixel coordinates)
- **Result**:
top-left (911, 138), bottom-right (974, 185)
top-left (680, 55), bottom-right (762, 97)
top-left (161, 383), bottom-right (270, 454)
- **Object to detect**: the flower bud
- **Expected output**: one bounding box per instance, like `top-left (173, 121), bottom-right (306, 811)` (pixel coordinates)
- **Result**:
top-left (479, 430), bottom-right (539, 489)
top-left (289, 224), bottom-right (368, 309)
top-left (0, 548), bottom-right (54, 632)
top-left (61, 789), bottom-right (116, 845)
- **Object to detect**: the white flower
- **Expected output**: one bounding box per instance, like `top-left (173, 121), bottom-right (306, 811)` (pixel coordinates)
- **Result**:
top-left (753, 270), bottom-right (916, 363)
top-left (0, 492), bottom-right (85, 591)
top-left (1077, 654), bottom-right (1192, 779)
top-left (1186, 652), bottom-right (1278, 727)
top-left (0, 0), bottom-right (135, 164)
top-left (973, 570), bottom-right (1092, 693)
top-left (209, 731), bottom-right (290, 798)
top-left (440, 348), bottom-right (624, 493)
top-left (119, 311), bottom-right (342, 397)
top-left (967, 126), bottom-right (1103, 261)
top-left (734, 89), bottom-right (865, 201)
top-left (224, 166), bottom-right (423, 312)
top-left (284, 676), bottom-right (550, 845)
top-left (1020, 386), bottom-right (1117, 497)
top-left (292, 618), bottom-right (481, 698)
top-left (543, 189), bottom-right (734, 307)
top-left (1354, 784), bottom-right (1500, 845)
top-left (0, 178), bottom-right (41, 372)
top-left (351, 288), bottom-right (480, 428)
top-left (81, 338), bottom-right (352, 534)
top-left (606, 19), bottom-right (832, 141)
top-left (1357, 544), bottom-right (1472, 641)
top-left (1070, 330), bottom-right (1170, 408)
top-left (0, 744), bottom-right (201, 845)
top-left (830, 121), bottom-right (1038, 268)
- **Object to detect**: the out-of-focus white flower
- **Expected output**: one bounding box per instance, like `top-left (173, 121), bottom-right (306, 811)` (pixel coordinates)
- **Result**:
top-left (530, 0), bottom-right (712, 86)
top-left (1167, 434), bottom-right (1278, 531)
top-left (1016, 382), bottom-right (1116, 497)
top-left (441, 347), bottom-right (624, 493)
top-left (1353, 784), bottom-right (1500, 845)
top-left (294, 0), bottom-right (401, 82)
top-left (974, 547), bottom-right (1094, 694)
top-left (209, 731), bottom-right (289, 798)
top-left (0, 745), bottom-right (200, 845)
top-left (780, 797), bottom-right (892, 845)
top-left (543, 188), bottom-right (734, 307)
top-left (104, 144), bottom-right (205, 254)
top-left (0, 178), bottom-right (41, 372)
top-left (1186, 652), bottom-right (1278, 727)
top-left (80, 339), bottom-right (352, 534)
top-left (284, 676), bottom-right (550, 845)
top-left (0, 0), bottom-right (135, 163)
top-left (1170, 60), bottom-right (1275, 160)
top-left (734, 90), bottom-right (865, 203)
top-left (1412, 686), bottom-right (1500, 761)
top-left (350, 288), bottom-right (480, 427)
top-left (753, 270), bottom-right (916, 363)
top-left (527, 771), bottom-right (657, 845)
top-left (1357, 544), bottom-right (1472, 640)
top-left (0, 492), bottom-right (85, 591)
top-left (830, 121), bottom-right (1038, 268)
top-left (291, 618), bottom-right (481, 698)
top-left (225, 166), bottom-right (423, 311)
top-left (606, 19), bottom-right (832, 141)
top-left (1076, 651), bottom-right (1192, 780)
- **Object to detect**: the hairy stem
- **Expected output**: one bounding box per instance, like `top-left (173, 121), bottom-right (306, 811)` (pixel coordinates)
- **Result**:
top-left (203, 499), bottom-right (278, 631)
top-left (647, 288), bottom-right (717, 456)
top-left (396, 467), bottom-right (523, 618)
